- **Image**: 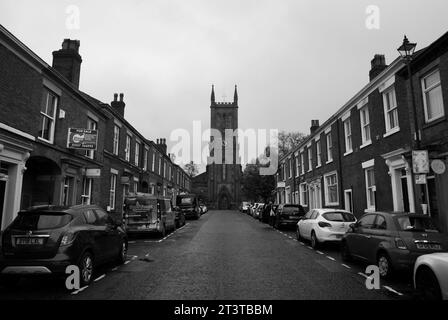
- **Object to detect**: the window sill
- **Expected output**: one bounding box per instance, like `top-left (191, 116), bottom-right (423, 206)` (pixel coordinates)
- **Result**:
top-left (364, 208), bottom-right (376, 213)
top-left (360, 141), bottom-right (372, 149)
top-left (344, 150), bottom-right (353, 157)
top-left (383, 127), bottom-right (400, 138)
top-left (326, 159), bottom-right (333, 165)
top-left (38, 136), bottom-right (54, 145)
top-left (423, 116), bottom-right (446, 129)
top-left (326, 202), bottom-right (339, 206)
top-left (307, 169), bottom-right (313, 173)
top-left (316, 164), bottom-right (322, 169)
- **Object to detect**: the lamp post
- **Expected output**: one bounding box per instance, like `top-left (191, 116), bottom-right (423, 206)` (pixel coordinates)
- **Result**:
top-left (397, 35), bottom-right (427, 213)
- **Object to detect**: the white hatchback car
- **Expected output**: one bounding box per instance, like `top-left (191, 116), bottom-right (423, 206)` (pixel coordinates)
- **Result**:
top-left (297, 209), bottom-right (356, 249)
top-left (414, 253), bottom-right (448, 300)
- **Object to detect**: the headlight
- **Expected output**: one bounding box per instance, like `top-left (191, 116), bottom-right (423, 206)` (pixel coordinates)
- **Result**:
top-left (60, 232), bottom-right (76, 246)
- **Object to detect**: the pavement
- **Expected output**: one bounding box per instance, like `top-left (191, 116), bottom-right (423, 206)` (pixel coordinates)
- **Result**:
top-left (0, 210), bottom-right (415, 300)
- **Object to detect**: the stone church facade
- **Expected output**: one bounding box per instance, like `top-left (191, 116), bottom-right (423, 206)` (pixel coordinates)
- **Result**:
top-left (193, 85), bottom-right (242, 210)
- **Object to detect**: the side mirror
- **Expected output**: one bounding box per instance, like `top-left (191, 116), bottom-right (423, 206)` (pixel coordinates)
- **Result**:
top-left (349, 223), bottom-right (357, 231)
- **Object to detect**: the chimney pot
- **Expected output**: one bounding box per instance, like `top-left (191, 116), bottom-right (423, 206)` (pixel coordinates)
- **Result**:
top-left (369, 54), bottom-right (388, 81)
top-left (114, 93), bottom-right (118, 102)
top-left (120, 93), bottom-right (124, 102)
top-left (310, 120), bottom-right (320, 134)
top-left (52, 39), bottom-right (82, 88)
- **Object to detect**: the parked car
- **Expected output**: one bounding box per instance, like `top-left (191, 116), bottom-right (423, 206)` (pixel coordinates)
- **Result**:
top-left (176, 194), bottom-right (201, 220)
top-left (199, 204), bottom-right (208, 215)
top-left (253, 203), bottom-right (264, 219)
top-left (297, 209), bottom-right (356, 249)
top-left (256, 204), bottom-right (265, 220)
top-left (0, 204), bottom-right (127, 287)
top-left (240, 202), bottom-right (250, 214)
top-left (124, 193), bottom-right (176, 237)
top-left (273, 204), bottom-right (306, 229)
top-left (414, 253), bottom-right (448, 300)
top-left (341, 212), bottom-right (448, 278)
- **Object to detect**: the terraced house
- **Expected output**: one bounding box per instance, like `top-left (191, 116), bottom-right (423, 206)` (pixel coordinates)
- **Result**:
top-left (276, 31), bottom-right (448, 233)
top-left (0, 25), bottom-right (191, 230)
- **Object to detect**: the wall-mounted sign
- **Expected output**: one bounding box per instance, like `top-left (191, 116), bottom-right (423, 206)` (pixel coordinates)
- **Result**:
top-left (277, 182), bottom-right (286, 188)
top-left (67, 128), bottom-right (98, 150)
top-left (431, 160), bottom-right (446, 175)
top-left (412, 150), bottom-right (429, 174)
top-left (415, 174), bottom-right (427, 185)
top-left (85, 168), bottom-right (101, 177)
top-left (120, 176), bottom-right (130, 185)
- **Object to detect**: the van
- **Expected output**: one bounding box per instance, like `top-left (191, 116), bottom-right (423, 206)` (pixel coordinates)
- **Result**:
top-left (176, 194), bottom-right (201, 220)
top-left (123, 193), bottom-right (176, 237)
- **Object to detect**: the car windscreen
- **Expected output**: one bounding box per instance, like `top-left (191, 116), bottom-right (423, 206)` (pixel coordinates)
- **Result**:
top-left (10, 212), bottom-right (73, 230)
top-left (178, 197), bottom-right (194, 205)
top-left (323, 212), bottom-right (356, 222)
top-left (396, 216), bottom-right (439, 232)
top-left (282, 206), bottom-right (304, 215)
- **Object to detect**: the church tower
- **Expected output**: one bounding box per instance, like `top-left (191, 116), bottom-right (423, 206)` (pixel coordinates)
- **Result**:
top-left (206, 85), bottom-right (242, 210)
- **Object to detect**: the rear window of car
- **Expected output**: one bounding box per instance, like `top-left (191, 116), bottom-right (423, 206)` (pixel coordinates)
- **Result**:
top-left (396, 216), bottom-right (439, 232)
top-left (282, 206), bottom-right (304, 215)
top-left (10, 212), bottom-right (72, 230)
top-left (323, 212), bottom-right (356, 222)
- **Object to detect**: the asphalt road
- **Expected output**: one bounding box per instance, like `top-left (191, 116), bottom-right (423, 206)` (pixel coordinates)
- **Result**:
top-left (0, 210), bottom-right (415, 300)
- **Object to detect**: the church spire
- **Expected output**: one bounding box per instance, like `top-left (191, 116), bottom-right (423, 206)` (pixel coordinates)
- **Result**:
top-left (233, 85), bottom-right (238, 104)
top-left (211, 84), bottom-right (215, 104)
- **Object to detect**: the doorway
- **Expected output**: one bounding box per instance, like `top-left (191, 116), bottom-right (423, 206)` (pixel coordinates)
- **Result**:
top-left (400, 169), bottom-right (410, 212)
top-left (344, 189), bottom-right (353, 212)
top-left (218, 194), bottom-right (230, 210)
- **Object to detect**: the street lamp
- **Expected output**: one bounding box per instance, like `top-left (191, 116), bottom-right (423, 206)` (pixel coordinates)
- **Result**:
top-left (397, 35), bottom-right (427, 214)
top-left (398, 35), bottom-right (417, 60)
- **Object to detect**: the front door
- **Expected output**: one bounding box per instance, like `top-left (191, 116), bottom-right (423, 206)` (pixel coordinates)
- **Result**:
top-left (218, 194), bottom-right (230, 210)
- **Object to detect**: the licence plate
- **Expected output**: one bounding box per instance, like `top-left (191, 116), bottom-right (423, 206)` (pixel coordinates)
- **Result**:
top-left (416, 243), bottom-right (441, 250)
top-left (137, 225), bottom-right (149, 230)
top-left (16, 237), bottom-right (44, 245)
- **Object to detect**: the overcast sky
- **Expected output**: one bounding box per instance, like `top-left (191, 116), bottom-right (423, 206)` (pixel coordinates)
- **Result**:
top-left (1, 0), bottom-right (448, 169)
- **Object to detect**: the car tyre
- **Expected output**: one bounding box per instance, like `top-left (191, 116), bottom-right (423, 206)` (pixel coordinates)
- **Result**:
top-left (416, 267), bottom-right (442, 300)
top-left (296, 226), bottom-right (302, 241)
top-left (160, 223), bottom-right (166, 237)
top-left (117, 240), bottom-right (127, 265)
top-left (78, 251), bottom-right (94, 286)
top-left (377, 252), bottom-right (393, 279)
top-left (311, 231), bottom-right (319, 249)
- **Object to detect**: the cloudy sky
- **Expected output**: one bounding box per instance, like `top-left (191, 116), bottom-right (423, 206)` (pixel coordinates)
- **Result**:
top-left (1, 0), bottom-right (448, 169)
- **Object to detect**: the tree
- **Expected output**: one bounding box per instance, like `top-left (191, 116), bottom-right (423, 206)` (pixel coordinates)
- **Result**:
top-left (277, 131), bottom-right (308, 159)
top-left (183, 161), bottom-right (199, 178)
top-left (242, 160), bottom-right (276, 203)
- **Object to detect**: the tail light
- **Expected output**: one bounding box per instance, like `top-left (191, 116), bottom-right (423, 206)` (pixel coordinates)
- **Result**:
top-left (318, 221), bottom-right (332, 228)
top-left (60, 232), bottom-right (77, 246)
top-left (395, 238), bottom-right (407, 250)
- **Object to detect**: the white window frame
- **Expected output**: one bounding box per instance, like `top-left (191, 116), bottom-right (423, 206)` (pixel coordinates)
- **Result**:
top-left (422, 69), bottom-right (445, 123)
top-left (300, 183), bottom-right (308, 206)
top-left (113, 125), bottom-right (120, 156)
top-left (326, 132), bottom-right (333, 163)
top-left (288, 158), bottom-right (293, 178)
top-left (343, 118), bottom-right (353, 155)
top-left (109, 173), bottom-right (117, 210)
top-left (85, 117), bottom-right (98, 159)
top-left (360, 105), bottom-right (372, 147)
top-left (364, 166), bottom-right (376, 212)
top-left (39, 89), bottom-right (58, 144)
top-left (324, 171), bottom-right (339, 206)
top-left (135, 142), bottom-right (140, 167)
top-left (125, 135), bottom-right (131, 162)
top-left (295, 155), bottom-right (300, 178)
top-left (300, 152), bottom-right (305, 175)
top-left (152, 151), bottom-right (155, 172)
top-left (81, 177), bottom-right (93, 205)
top-left (143, 148), bottom-right (148, 171)
top-left (382, 87), bottom-right (400, 136)
top-left (316, 139), bottom-right (322, 167)
top-left (307, 147), bottom-right (313, 172)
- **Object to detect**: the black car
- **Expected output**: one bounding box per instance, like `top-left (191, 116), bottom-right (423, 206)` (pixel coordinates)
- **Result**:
top-left (0, 205), bottom-right (127, 287)
top-left (174, 207), bottom-right (186, 228)
top-left (176, 194), bottom-right (201, 220)
top-left (273, 204), bottom-right (306, 229)
top-left (260, 204), bottom-right (273, 224)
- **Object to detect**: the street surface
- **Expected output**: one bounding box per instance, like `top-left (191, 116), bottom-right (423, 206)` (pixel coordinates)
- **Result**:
top-left (0, 210), bottom-right (415, 300)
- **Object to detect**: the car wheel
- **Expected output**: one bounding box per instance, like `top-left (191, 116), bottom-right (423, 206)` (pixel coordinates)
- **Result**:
top-left (274, 219), bottom-right (280, 230)
top-left (296, 226), bottom-right (303, 241)
top-left (78, 251), bottom-right (94, 286)
top-left (311, 231), bottom-right (319, 249)
top-left (117, 240), bottom-right (127, 265)
top-left (377, 252), bottom-right (393, 279)
top-left (0, 275), bottom-right (20, 288)
top-left (341, 241), bottom-right (352, 262)
top-left (416, 267), bottom-right (442, 300)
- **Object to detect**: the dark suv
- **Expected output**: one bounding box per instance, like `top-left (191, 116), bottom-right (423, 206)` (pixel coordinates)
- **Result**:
top-left (274, 204), bottom-right (306, 229)
top-left (0, 205), bottom-right (127, 287)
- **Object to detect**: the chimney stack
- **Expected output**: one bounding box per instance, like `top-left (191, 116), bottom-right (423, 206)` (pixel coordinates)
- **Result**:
top-left (111, 93), bottom-right (126, 117)
top-left (157, 138), bottom-right (167, 155)
top-left (310, 120), bottom-right (320, 134)
top-left (52, 39), bottom-right (82, 88)
top-left (369, 54), bottom-right (388, 81)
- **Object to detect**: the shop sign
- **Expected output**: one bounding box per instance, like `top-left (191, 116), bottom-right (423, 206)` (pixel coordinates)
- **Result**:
top-left (415, 174), bottom-right (427, 185)
top-left (412, 150), bottom-right (429, 174)
top-left (431, 160), bottom-right (446, 175)
top-left (85, 168), bottom-right (101, 177)
top-left (67, 128), bottom-right (98, 150)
